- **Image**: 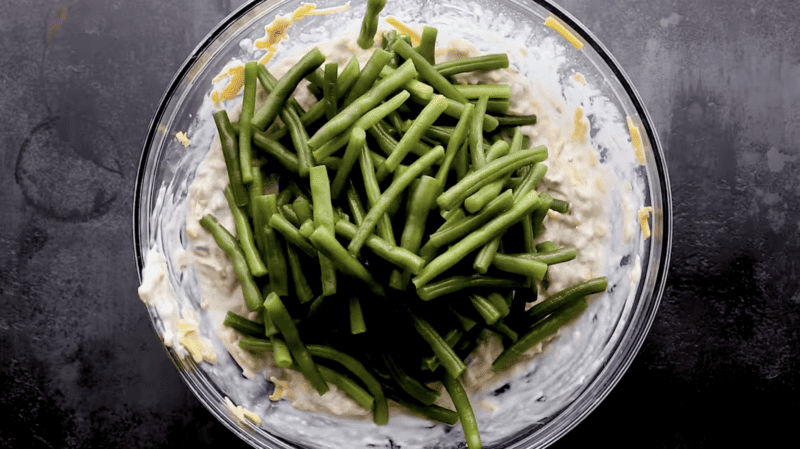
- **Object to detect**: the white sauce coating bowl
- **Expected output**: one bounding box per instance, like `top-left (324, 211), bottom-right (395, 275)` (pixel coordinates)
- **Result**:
top-left (133, 1), bottom-right (672, 448)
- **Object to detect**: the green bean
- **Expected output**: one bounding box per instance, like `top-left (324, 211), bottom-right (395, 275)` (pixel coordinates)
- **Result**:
top-left (453, 83), bottom-right (511, 99)
top-left (292, 197), bottom-right (313, 224)
top-left (491, 253), bottom-right (548, 281)
top-left (213, 110), bottom-right (249, 207)
top-left (532, 192), bottom-right (554, 238)
top-left (349, 146), bottom-right (445, 256)
top-left (199, 215), bottom-right (263, 311)
top-left (435, 103), bottom-right (473, 190)
top-left (383, 353), bottom-right (440, 405)
top-left (411, 314), bottom-right (466, 379)
top-left (280, 100), bottom-right (314, 178)
top-left (437, 147), bottom-right (547, 211)
top-left (393, 39), bottom-right (467, 104)
top-left (493, 298), bottom-right (589, 371)
top-left (416, 26), bottom-right (438, 65)
top-left (517, 247), bottom-right (578, 265)
top-left (311, 90), bottom-right (411, 162)
top-left (525, 277), bottom-right (607, 324)
top-left (222, 311), bottom-right (264, 337)
top-left (248, 160), bottom-right (265, 220)
top-left (280, 203), bottom-right (300, 227)
top-left (270, 335), bottom-right (294, 368)
top-left (308, 59), bottom-right (417, 150)
top-left (254, 195), bottom-right (289, 296)
top-left (239, 61), bottom-right (258, 184)
top-left (359, 140), bottom-right (397, 246)
top-left (389, 175), bottom-right (440, 290)
top-left (330, 127), bottom-right (366, 200)
top-left (494, 113), bottom-right (538, 127)
top-left (357, 0), bottom-right (387, 49)
top-left (263, 292), bottom-right (329, 395)
top-left (224, 187), bottom-right (268, 277)
top-left (334, 221), bottom-right (425, 274)
top-left (469, 95), bottom-right (490, 169)
top-left (426, 189), bottom-right (513, 249)
top-left (464, 141), bottom-right (511, 214)
top-left (305, 344), bottom-right (388, 425)
top-left (250, 129), bottom-right (300, 174)
top-left (309, 165), bottom-right (338, 296)
top-left (434, 96), bottom-right (499, 132)
top-left (316, 364), bottom-right (375, 410)
top-left (252, 47), bottom-right (326, 130)
top-left (490, 321), bottom-right (518, 343)
top-left (417, 275), bottom-right (524, 301)
top-left (443, 372), bottom-right (482, 449)
top-left (342, 48), bottom-right (393, 108)
top-left (376, 95), bottom-right (448, 181)
top-left (258, 65), bottom-right (306, 116)
top-left (434, 53), bottom-right (509, 77)
top-left (388, 396), bottom-right (459, 426)
top-left (377, 65), bottom-right (435, 102)
top-left (344, 183), bottom-right (366, 226)
top-left (268, 213), bottom-right (317, 259)
top-left (487, 292), bottom-right (511, 319)
top-left (349, 297), bottom-right (366, 334)
top-left (469, 294), bottom-right (502, 325)
top-left (285, 244), bottom-right (314, 304)
top-left (485, 99), bottom-right (510, 115)
top-left (550, 198), bottom-right (570, 213)
top-left (239, 337), bottom-right (376, 412)
top-left (414, 190), bottom-right (541, 288)
top-left (535, 240), bottom-right (559, 253)
top-left (323, 62), bottom-right (338, 120)
top-left (421, 327), bottom-right (464, 372)
top-left (298, 219), bottom-right (315, 238)
top-left (309, 227), bottom-right (386, 297)
top-left (366, 119), bottom-right (431, 158)
top-left (450, 306), bottom-right (478, 332)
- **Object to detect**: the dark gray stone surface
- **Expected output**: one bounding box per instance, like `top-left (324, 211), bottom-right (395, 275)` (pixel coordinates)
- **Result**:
top-left (1, 0), bottom-right (797, 447)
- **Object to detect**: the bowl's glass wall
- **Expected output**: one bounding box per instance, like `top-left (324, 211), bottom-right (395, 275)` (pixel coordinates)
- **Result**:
top-left (134, 1), bottom-right (671, 448)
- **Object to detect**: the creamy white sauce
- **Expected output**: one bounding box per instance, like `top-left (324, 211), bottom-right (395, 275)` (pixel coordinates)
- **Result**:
top-left (138, 9), bottom-right (649, 449)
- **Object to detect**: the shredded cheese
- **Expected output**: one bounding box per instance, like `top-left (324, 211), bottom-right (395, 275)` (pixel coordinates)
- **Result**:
top-left (175, 131), bottom-right (191, 147)
top-left (224, 397), bottom-right (262, 426)
top-left (177, 318), bottom-right (217, 364)
top-left (544, 16), bottom-right (583, 50)
top-left (571, 106), bottom-right (588, 143)
top-left (638, 206), bottom-right (653, 239)
top-left (385, 17), bottom-right (421, 45)
top-left (627, 116), bottom-right (646, 165)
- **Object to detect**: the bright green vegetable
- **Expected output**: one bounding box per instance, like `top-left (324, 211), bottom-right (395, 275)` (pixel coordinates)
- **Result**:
top-left (239, 61), bottom-right (259, 184)
top-left (252, 47), bottom-right (326, 130)
top-left (224, 187), bottom-right (268, 277)
top-left (357, 0), bottom-right (387, 49)
top-left (213, 110), bottom-right (249, 207)
top-left (199, 215), bottom-right (262, 311)
top-left (348, 146), bottom-right (445, 256)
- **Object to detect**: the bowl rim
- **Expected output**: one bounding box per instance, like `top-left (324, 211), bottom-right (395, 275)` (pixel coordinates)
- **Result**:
top-left (132, 0), bottom-right (673, 447)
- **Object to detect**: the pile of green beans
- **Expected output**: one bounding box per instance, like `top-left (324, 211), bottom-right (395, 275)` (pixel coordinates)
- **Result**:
top-left (201, 11), bottom-right (608, 448)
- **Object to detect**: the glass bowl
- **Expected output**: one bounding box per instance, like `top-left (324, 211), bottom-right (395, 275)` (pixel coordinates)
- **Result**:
top-left (133, 0), bottom-right (671, 448)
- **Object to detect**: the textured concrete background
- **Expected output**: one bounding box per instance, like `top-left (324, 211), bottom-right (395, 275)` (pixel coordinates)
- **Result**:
top-left (1, 0), bottom-right (798, 447)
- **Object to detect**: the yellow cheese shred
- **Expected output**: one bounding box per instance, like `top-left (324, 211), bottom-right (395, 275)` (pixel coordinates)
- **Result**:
top-left (544, 16), bottom-right (583, 50)
top-left (177, 318), bottom-right (217, 364)
top-left (224, 397), bottom-right (262, 427)
top-left (627, 116), bottom-right (646, 165)
top-left (211, 2), bottom-right (350, 103)
top-left (385, 17), bottom-right (421, 45)
top-left (571, 106), bottom-right (588, 143)
top-left (638, 206), bottom-right (653, 239)
top-left (175, 131), bottom-right (191, 147)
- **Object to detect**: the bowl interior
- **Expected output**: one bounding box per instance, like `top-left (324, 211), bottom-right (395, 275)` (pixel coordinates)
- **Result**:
top-left (134, 1), bottom-right (671, 448)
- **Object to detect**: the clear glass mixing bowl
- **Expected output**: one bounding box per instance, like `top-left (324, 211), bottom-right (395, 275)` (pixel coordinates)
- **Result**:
top-left (133, 1), bottom-right (671, 448)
